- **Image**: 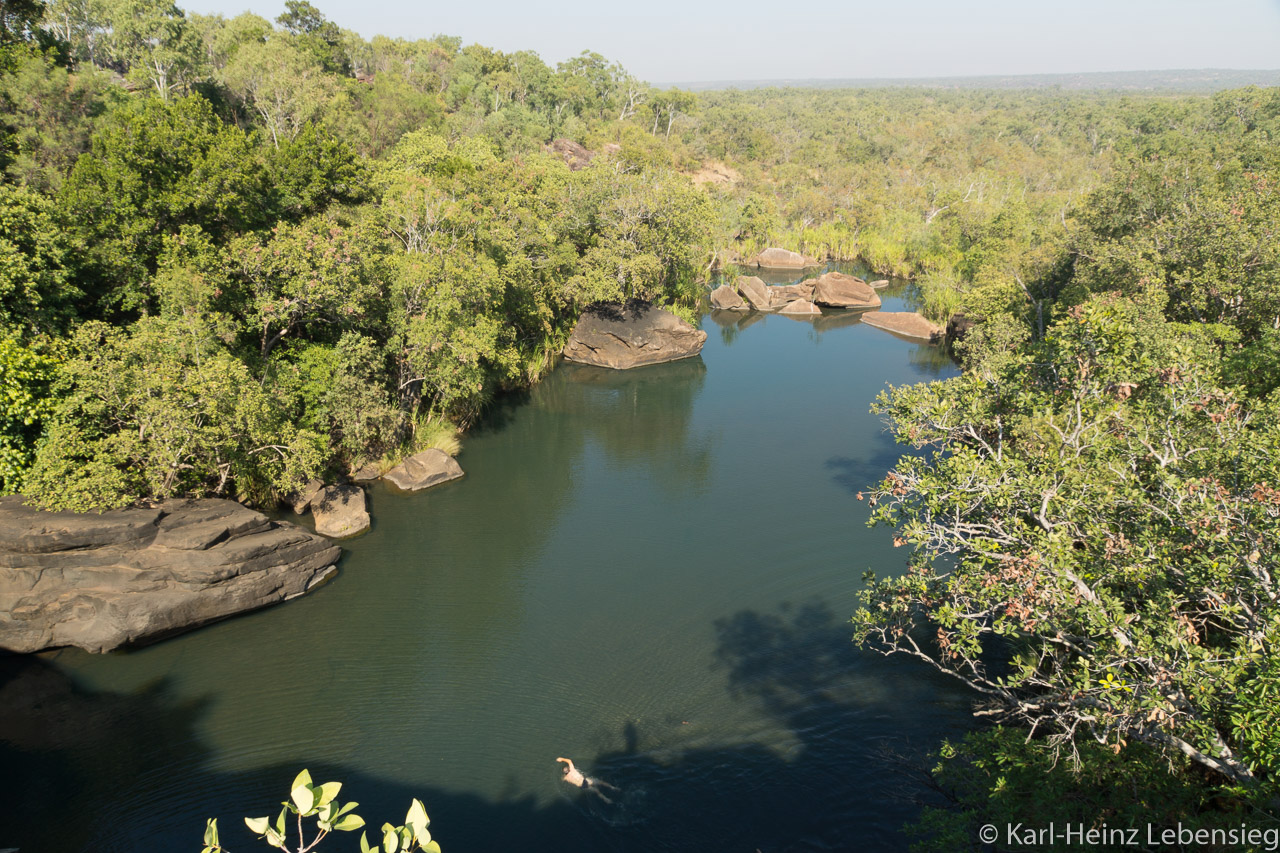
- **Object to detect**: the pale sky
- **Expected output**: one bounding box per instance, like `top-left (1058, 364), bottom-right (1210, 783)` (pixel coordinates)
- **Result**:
top-left (180, 0), bottom-right (1280, 84)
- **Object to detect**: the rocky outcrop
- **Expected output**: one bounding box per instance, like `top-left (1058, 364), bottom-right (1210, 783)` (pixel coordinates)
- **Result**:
top-left (0, 497), bottom-right (341, 654)
top-left (811, 272), bottom-right (881, 309)
top-left (290, 479), bottom-right (324, 514)
top-left (946, 313), bottom-right (978, 348)
top-left (735, 276), bottom-right (773, 311)
top-left (747, 247), bottom-right (822, 270)
top-left (861, 311), bottom-right (944, 342)
top-left (383, 449), bottom-right (464, 492)
top-left (777, 299), bottom-right (822, 317)
top-left (563, 301), bottom-right (706, 369)
top-left (545, 138), bottom-right (594, 171)
top-left (710, 284), bottom-right (748, 310)
top-left (312, 484), bottom-right (371, 538)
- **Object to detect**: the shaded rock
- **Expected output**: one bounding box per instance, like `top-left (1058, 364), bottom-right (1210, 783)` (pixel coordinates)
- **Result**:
top-left (861, 311), bottom-right (943, 342)
top-left (767, 282), bottom-right (815, 305)
top-left (312, 484), bottom-right (370, 539)
top-left (735, 275), bottom-right (773, 311)
top-left (563, 300), bottom-right (706, 369)
top-left (748, 247), bottom-right (821, 270)
top-left (290, 478), bottom-right (324, 514)
top-left (812, 310), bottom-right (867, 333)
top-left (946, 313), bottom-right (978, 347)
top-left (777, 299), bottom-right (822, 318)
top-left (350, 462), bottom-right (381, 482)
top-left (0, 496), bottom-right (340, 654)
top-left (709, 284), bottom-right (748, 311)
top-left (869, 279), bottom-right (890, 289)
top-left (383, 449), bottom-right (464, 492)
top-left (545, 138), bottom-right (593, 171)
top-left (811, 272), bottom-right (882, 309)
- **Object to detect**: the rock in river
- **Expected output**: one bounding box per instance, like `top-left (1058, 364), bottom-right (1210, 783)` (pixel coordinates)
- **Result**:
top-left (383, 449), bottom-right (464, 492)
top-left (563, 301), bottom-right (706, 369)
top-left (709, 284), bottom-right (748, 311)
top-left (747, 247), bottom-right (822, 270)
top-left (0, 496), bottom-right (341, 654)
top-left (861, 311), bottom-right (943, 342)
top-left (311, 484), bottom-right (371, 539)
top-left (735, 276), bottom-right (773, 311)
top-left (811, 272), bottom-right (881, 309)
top-left (777, 298), bottom-right (822, 317)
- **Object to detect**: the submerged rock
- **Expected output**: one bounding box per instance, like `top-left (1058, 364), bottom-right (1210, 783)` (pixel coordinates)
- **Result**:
top-left (0, 496), bottom-right (340, 654)
top-left (777, 298), bottom-right (822, 317)
top-left (869, 279), bottom-right (890, 289)
top-left (811, 272), bottom-right (881, 309)
top-left (383, 449), bottom-right (464, 492)
top-left (861, 311), bottom-right (943, 342)
top-left (312, 484), bottom-right (370, 539)
top-left (709, 284), bottom-right (748, 311)
top-left (747, 247), bottom-right (822, 270)
top-left (563, 301), bottom-right (706, 369)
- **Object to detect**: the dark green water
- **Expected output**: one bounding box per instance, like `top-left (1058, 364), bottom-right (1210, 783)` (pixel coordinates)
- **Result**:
top-left (2, 279), bottom-right (975, 852)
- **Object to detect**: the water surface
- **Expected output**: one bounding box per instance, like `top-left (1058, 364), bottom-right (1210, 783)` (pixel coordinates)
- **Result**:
top-left (2, 278), bottom-right (974, 852)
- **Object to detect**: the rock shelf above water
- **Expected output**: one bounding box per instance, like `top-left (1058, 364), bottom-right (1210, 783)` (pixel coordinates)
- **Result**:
top-left (564, 301), bottom-right (707, 369)
top-left (0, 497), bottom-right (340, 653)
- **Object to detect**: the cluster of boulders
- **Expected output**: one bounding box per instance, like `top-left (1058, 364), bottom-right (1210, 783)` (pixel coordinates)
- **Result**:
top-left (563, 300), bottom-right (707, 369)
top-left (711, 271), bottom-right (887, 316)
top-left (292, 448), bottom-right (465, 539)
top-left (0, 497), bottom-right (341, 653)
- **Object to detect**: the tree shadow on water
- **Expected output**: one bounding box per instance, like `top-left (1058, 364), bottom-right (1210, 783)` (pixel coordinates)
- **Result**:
top-left (1, 603), bottom-right (975, 853)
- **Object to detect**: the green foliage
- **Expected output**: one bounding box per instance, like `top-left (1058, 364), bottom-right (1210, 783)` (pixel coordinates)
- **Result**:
top-left (0, 335), bottom-right (57, 493)
top-left (59, 93), bottom-right (267, 316)
top-left (23, 319), bottom-right (324, 510)
top-left (855, 295), bottom-right (1280, 804)
top-left (0, 182), bottom-right (76, 335)
top-left (204, 770), bottom-right (440, 853)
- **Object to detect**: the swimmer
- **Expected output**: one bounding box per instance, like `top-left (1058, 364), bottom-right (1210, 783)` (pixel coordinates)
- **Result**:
top-left (556, 757), bottom-right (617, 803)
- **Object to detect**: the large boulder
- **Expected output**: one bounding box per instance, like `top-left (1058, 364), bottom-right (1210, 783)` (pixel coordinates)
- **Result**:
top-left (563, 301), bottom-right (706, 369)
top-left (290, 478), bottom-right (324, 514)
top-left (811, 272), bottom-right (881, 309)
top-left (383, 449), bottom-right (464, 492)
top-left (709, 284), bottom-right (748, 311)
top-left (748, 247), bottom-right (821, 270)
top-left (0, 497), bottom-right (341, 654)
top-left (767, 282), bottom-right (815, 305)
top-left (545, 138), bottom-right (593, 171)
top-left (312, 484), bottom-right (371, 539)
top-left (861, 311), bottom-right (943, 342)
top-left (735, 276), bottom-right (773, 311)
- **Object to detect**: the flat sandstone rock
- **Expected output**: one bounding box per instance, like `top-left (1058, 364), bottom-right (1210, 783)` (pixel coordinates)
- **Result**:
top-left (709, 284), bottom-right (748, 311)
top-left (563, 301), bottom-right (706, 369)
top-left (777, 298), bottom-right (822, 316)
top-left (861, 311), bottom-right (943, 341)
top-left (748, 247), bottom-right (822, 270)
top-left (383, 449), bottom-right (464, 492)
top-left (0, 496), bottom-right (340, 654)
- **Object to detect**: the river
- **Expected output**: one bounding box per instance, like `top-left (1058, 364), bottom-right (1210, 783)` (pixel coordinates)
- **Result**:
top-left (1, 273), bottom-right (977, 852)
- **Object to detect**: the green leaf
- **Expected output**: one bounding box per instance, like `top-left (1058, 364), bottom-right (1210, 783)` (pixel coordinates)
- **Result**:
top-left (245, 816), bottom-right (270, 835)
top-left (203, 818), bottom-right (220, 846)
top-left (292, 782), bottom-right (316, 814)
top-left (291, 769), bottom-right (313, 792)
top-left (333, 814), bottom-right (366, 832)
top-left (383, 825), bottom-right (400, 853)
top-left (405, 798), bottom-right (429, 834)
top-left (265, 827), bottom-right (285, 849)
top-left (360, 830), bottom-right (378, 853)
top-left (316, 781), bottom-right (342, 806)
top-left (424, 841), bottom-right (442, 853)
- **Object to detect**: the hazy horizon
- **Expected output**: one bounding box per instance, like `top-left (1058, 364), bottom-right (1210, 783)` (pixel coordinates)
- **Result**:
top-left (176, 0), bottom-right (1280, 85)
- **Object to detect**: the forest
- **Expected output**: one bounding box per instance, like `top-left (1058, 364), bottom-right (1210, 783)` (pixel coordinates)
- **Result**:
top-left (2, 0), bottom-right (1279, 845)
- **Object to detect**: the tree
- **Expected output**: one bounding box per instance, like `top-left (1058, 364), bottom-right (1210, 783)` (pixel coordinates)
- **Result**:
top-left (275, 0), bottom-right (348, 75)
top-left (220, 36), bottom-right (336, 149)
top-left (101, 0), bottom-right (203, 100)
top-left (58, 93), bottom-right (267, 315)
top-left (853, 294), bottom-right (1280, 790)
top-left (0, 182), bottom-right (77, 335)
top-left (23, 318), bottom-right (325, 510)
top-left (201, 769), bottom-right (441, 853)
top-left (0, 336), bottom-right (57, 494)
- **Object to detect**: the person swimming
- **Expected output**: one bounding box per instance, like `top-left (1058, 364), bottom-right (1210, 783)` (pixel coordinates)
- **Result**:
top-left (556, 757), bottom-right (617, 803)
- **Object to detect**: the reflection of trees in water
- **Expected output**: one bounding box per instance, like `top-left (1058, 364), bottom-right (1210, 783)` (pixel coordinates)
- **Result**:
top-left (6, 603), bottom-right (974, 852)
